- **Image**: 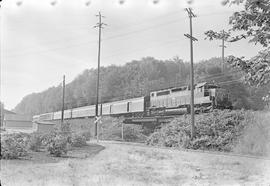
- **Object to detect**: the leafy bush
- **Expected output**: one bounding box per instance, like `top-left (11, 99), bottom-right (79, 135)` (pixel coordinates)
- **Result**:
top-left (146, 110), bottom-right (247, 151)
top-left (80, 131), bottom-right (91, 141)
top-left (146, 121), bottom-right (190, 148)
top-left (123, 125), bottom-right (147, 142)
top-left (28, 132), bottom-right (44, 151)
top-left (40, 132), bottom-right (52, 146)
top-left (8, 132), bottom-right (31, 147)
top-left (1, 133), bottom-right (29, 159)
top-left (70, 133), bottom-right (87, 147)
top-left (45, 130), bottom-right (69, 157)
top-left (61, 122), bottom-right (72, 135)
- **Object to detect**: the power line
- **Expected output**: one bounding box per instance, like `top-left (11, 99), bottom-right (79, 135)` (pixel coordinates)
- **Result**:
top-left (4, 39), bottom-right (98, 58)
top-left (102, 37), bottom-right (183, 60)
top-left (196, 11), bottom-right (235, 18)
top-left (200, 70), bottom-right (242, 81)
top-left (4, 17), bottom-right (182, 58)
top-left (217, 79), bottom-right (243, 85)
top-left (4, 10), bottom-right (235, 57)
top-left (3, 9), bottom-right (183, 38)
top-left (4, 11), bottom-right (235, 58)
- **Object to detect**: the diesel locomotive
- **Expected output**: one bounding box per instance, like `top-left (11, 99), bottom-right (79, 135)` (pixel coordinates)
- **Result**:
top-left (33, 82), bottom-right (232, 122)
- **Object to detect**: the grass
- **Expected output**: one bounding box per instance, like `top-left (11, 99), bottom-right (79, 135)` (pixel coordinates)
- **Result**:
top-left (1, 111), bottom-right (269, 185)
top-left (1, 142), bottom-right (270, 186)
top-left (233, 111), bottom-right (270, 156)
top-left (1, 143), bottom-right (104, 163)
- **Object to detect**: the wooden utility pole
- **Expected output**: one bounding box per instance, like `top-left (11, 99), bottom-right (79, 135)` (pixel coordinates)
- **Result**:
top-left (184, 8), bottom-right (197, 140)
top-left (61, 75), bottom-right (65, 129)
top-left (121, 123), bottom-right (124, 141)
top-left (219, 30), bottom-right (227, 72)
top-left (94, 12), bottom-right (107, 139)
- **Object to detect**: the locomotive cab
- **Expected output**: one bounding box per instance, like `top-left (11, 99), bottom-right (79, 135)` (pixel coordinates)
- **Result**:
top-left (214, 87), bottom-right (231, 109)
top-left (148, 82), bottom-right (232, 115)
top-left (199, 83), bottom-right (231, 109)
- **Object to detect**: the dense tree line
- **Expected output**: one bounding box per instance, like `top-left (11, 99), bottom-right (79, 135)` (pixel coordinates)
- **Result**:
top-left (13, 57), bottom-right (269, 116)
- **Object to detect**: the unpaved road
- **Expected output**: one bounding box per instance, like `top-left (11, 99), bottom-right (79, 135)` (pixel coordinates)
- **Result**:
top-left (1, 141), bottom-right (270, 186)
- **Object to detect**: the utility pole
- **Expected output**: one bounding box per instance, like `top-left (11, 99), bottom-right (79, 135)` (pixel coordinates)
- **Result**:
top-left (184, 8), bottom-right (197, 140)
top-left (94, 12), bottom-right (107, 139)
top-left (219, 30), bottom-right (227, 72)
top-left (61, 75), bottom-right (65, 129)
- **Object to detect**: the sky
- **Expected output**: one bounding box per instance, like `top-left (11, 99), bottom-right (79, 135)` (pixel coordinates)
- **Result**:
top-left (0, 0), bottom-right (262, 110)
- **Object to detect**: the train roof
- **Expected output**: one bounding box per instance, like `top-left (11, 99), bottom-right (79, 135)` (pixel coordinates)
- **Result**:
top-left (150, 82), bottom-right (220, 94)
top-left (102, 96), bottom-right (145, 105)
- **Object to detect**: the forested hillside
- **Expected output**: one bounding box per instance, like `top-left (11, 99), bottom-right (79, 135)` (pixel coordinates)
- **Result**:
top-left (14, 57), bottom-right (269, 115)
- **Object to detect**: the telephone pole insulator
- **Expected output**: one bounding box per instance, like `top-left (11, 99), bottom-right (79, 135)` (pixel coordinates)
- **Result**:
top-left (184, 7), bottom-right (197, 140)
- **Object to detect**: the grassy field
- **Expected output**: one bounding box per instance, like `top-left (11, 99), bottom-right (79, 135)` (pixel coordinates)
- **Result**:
top-left (1, 141), bottom-right (270, 186)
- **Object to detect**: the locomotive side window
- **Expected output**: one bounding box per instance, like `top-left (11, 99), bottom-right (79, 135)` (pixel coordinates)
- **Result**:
top-left (172, 87), bottom-right (183, 92)
top-left (151, 93), bottom-right (155, 97)
top-left (206, 85), bottom-right (218, 89)
top-left (156, 90), bottom-right (170, 96)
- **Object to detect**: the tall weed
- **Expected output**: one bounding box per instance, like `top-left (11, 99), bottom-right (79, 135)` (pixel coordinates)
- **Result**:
top-left (233, 111), bottom-right (270, 156)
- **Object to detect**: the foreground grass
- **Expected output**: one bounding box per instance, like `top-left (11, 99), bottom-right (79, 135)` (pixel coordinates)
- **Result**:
top-left (233, 111), bottom-right (270, 156)
top-left (1, 141), bottom-right (270, 186)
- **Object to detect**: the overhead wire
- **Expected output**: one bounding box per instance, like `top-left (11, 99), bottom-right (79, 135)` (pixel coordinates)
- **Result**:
top-left (3, 10), bottom-right (184, 52)
top-left (4, 10), bottom-right (235, 58)
top-left (199, 70), bottom-right (243, 81)
top-left (102, 37), bottom-right (183, 61)
top-left (4, 10), bottom-right (235, 56)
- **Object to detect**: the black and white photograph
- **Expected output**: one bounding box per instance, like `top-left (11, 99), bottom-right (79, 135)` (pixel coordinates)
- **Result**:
top-left (0, 0), bottom-right (270, 185)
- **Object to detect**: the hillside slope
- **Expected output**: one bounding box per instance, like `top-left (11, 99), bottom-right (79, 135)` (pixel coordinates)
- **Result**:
top-left (14, 57), bottom-right (269, 115)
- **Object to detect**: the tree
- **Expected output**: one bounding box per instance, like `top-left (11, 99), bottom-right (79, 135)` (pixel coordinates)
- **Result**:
top-left (205, 0), bottom-right (270, 105)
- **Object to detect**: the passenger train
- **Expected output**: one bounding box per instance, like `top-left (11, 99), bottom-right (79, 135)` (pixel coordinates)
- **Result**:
top-left (33, 82), bottom-right (232, 122)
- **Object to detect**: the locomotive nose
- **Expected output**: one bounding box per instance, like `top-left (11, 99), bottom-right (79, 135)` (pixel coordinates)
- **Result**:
top-left (215, 88), bottom-right (232, 109)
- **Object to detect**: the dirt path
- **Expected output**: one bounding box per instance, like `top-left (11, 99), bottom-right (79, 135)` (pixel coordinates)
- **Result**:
top-left (1, 141), bottom-right (270, 186)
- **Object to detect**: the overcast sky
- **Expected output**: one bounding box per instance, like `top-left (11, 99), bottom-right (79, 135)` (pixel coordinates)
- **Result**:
top-left (0, 0), bottom-right (262, 110)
